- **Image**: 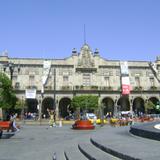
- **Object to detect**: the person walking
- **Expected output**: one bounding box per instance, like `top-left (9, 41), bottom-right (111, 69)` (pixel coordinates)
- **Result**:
top-left (53, 110), bottom-right (56, 127)
top-left (10, 113), bottom-right (19, 132)
top-left (47, 109), bottom-right (54, 127)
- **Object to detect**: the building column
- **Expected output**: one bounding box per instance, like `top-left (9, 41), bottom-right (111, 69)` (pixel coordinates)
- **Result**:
top-left (114, 96), bottom-right (118, 117)
top-left (55, 97), bottom-right (59, 120)
top-left (129, 96), bottom-right (133, 118)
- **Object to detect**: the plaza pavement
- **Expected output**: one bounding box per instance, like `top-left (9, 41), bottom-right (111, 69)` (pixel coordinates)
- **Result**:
top-left (1, 121), bottom-right (160, 160)
top-left (0, 124), bottom-right (98, 160)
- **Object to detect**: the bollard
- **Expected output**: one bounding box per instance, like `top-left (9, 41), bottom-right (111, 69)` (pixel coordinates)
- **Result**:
top-left (59, 120), bottom-right (62, 127)
top-left (0, 130), bottom-right (3, 139)
top-left (52, 152), bottom-right (57, 160)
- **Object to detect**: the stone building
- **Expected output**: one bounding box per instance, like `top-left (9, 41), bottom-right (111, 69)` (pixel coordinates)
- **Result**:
top-left (0, 44), bottom-right (160, 118)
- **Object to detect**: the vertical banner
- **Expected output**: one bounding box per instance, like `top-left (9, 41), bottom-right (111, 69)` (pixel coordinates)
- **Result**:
top-left (122, 77), bottom-right (130, 95)
top-left (42, 60), bottom-right (51, 85)
top-left (120, 61), bottom-right (131, 95)
top-left (120, 61), bottom-right (129, 75)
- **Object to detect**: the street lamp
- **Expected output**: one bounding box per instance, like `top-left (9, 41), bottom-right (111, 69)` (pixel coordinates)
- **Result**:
top-left (38, 95), bottom-right (43, 125)
top-left (21, 96), bottom-right (25, 124)
top-left (114, 97), bottom-right (118, 118)
top-left (3, 62), bottom-right (20, 82)
top-left (3, 62), bottom-right (14, 81)
top-left (0, 82), bottom-right (2, 120)
top-left (53, 68), bottom-right (56, 110)
top-left (8, 62), bottom-right (14, 81)
top-left (130, 96), bottom-right (134, 118)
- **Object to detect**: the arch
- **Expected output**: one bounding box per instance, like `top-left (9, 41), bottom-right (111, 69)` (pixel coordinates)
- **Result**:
top-left (133, 97), bottom-right (145, 114)
top-left (117, 96), bottom-right (130, 111)
top-left (26, 98), bottom-right (38, 113)
top-left (148, 97), bottom-right (159, 114)
top-left (102, 97), bottom-right (114, 116)
top-left (149, 97), bottom-right (159, 105)
top-left (59, 97), bottom-right (72, 119)
top-left (42, 97), bottom-right (55, 118)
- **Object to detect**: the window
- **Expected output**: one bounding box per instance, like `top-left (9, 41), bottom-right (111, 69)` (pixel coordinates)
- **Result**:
top-left (46, 76), bottom-right (52, 85)
top-left (63, 76), bottom-right (68, 82)
top-left (135, 77), bottom-right (140, 87)
top-left (83, 73), bottom-right (90, 86)
top-left (29, 75), bottom-right (35, 86)
top-left (104, 77), bottom-right (110, 87)
top-left (15, 82), bottom-right (20, 89)
top-left (12, 75), bottom-right (17, 82)
top-left (150, 77), bottom-right (155, 86)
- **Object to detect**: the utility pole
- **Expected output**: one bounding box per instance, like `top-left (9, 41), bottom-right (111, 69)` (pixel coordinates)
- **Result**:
top-left (53, 68), bottom-right (56, 110)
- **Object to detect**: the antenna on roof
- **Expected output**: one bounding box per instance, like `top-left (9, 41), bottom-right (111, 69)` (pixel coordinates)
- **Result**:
top-left (84, 24), bottom-right (86, 44)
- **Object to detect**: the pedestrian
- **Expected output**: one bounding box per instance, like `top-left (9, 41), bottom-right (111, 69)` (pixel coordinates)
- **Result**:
top-left (47, 108), bottom-right (54, 127)
top-left (0, 127), bottom-right (3, 139)
top-left (53, 110), bottom-right (56, 126)
top-left (10, 113), bottom-right (19, 132)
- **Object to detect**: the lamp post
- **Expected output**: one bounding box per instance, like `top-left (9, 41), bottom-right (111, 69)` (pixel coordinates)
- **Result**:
top-left (38, 95), bottom-right (42, 125)
top-left (145, 96), bottom-right (148, 114)
top-left (3, 62), bottom-right (20, 83)
top-left (3, 62), bottom-right (15, 81)
top-left (0, 82), bottom-right (2, 120)
top-left (8, 62), bottom-right (14, 81)
top-left (130, 96), bottom-right (133, 118)
top-left (21, 96), bottom-right (26, 124)
top-left (114, 96), bottom-right (118, 117)
top-left (53, 68), bottom-right (56, 109)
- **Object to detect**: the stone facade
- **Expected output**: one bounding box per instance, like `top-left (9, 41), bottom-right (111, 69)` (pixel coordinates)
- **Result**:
top-left (0, 44), bottom-right (160, 118)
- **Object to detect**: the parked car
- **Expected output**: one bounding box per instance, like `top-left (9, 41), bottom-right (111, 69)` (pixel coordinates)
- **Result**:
top-left (86, 113), bottom-right (97, 120)
top-left (86, 113), bottom-right (107, 124)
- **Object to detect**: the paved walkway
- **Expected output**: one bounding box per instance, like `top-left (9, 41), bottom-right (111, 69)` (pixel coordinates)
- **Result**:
top-left (0, 124), bottom-right (98, 160)
top-left (1, 122), bottom-right (160, 160)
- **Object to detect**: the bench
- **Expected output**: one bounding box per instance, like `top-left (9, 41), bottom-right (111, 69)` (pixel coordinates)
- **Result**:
top-left (0, 121), bottom-right (12, 139)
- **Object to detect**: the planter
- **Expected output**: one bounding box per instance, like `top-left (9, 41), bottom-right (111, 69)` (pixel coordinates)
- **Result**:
top-left (72, 119), bottom-right (95, 130)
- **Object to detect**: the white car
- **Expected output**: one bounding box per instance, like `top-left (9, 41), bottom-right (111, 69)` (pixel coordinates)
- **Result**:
top-left (86, 113), bottom-right (97, 121)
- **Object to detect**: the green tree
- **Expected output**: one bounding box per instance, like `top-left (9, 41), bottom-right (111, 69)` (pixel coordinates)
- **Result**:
top-left (0, 72), bottom-right (17, 109)
top-left (15, 98), bottom-right (27, 119)
top-left (144, 100), bottom-right (155, 114)
top-left (15, 98), bottom-right (26, 110)
top-left (71, 95), bottom-right (99, 118)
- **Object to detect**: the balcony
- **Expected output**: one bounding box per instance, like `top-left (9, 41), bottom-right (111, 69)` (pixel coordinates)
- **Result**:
top-left (133, 86), bottom-right (143, 91)
top-left (44, 86), bottom-right (52, 90)
top-left (99, 86), bottom-right (113, 91)
top-left (149, 86), bottom-right (157, 91)
top-left (14, 82), bottom-right (20, 89)
top-left (26, 85), bottom-right (37, 89)
top-left (61, 86), bottom-right (72, 90)
top-left (74, 85), bottom-right (98, 90)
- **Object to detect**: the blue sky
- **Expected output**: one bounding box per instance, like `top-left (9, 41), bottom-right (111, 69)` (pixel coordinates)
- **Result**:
top-left (0, 0), bottom-right (160, 61)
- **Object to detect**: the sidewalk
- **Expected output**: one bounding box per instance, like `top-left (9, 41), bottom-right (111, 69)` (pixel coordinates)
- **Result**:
top-left (17, 119), bottom-right (75, 125)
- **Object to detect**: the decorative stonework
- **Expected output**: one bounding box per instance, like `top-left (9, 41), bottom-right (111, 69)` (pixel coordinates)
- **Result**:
top-left (78, 44), bottom-right (95, 68)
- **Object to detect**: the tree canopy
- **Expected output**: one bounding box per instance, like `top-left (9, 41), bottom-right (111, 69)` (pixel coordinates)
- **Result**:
top-left (71, 95), bottom-right (98, 111)
top-left (0, 72), bottom-right (17, 109)
top-left (144, 100), bottom-right (155, 114)
top-left (15, 98), bottom-right (26, 110)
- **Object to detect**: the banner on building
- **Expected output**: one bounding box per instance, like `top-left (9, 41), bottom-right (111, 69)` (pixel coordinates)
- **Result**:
top-left (42, 60), bottom-right (51, 85)
top-left (120, 61), bottom-right (129, 75)
top-left (25, 89), bottom-right (36, 99)
top-left (122, 77), bottom-right (130, 95)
